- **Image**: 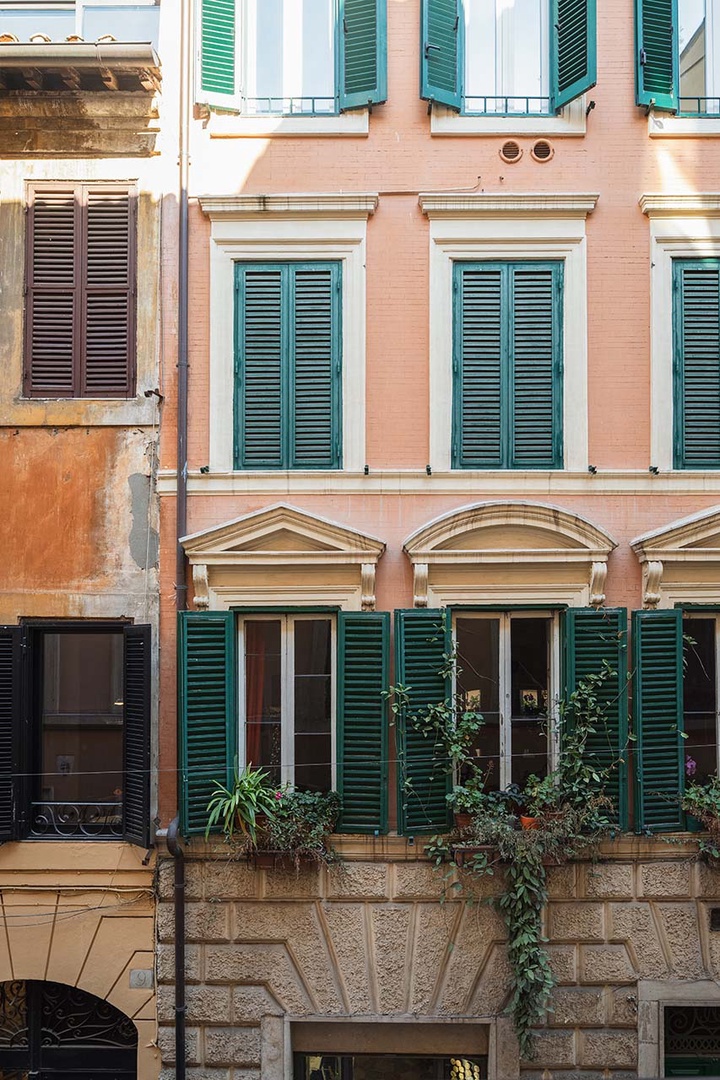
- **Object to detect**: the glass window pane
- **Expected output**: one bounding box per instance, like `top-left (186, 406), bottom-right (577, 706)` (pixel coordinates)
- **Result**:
top-left (683, 618), bottom-right (717, 784)
top-left (0, 11), bottom-right (75, 41)
top-left (456, 618), bottom-right (501, 789)
top-left (246, 0), bottom-right (335, 113)
top-left (465, 0), bottom-right (548, 110)
top-left (245, 620), bottom-right (282, 785)
top-left (510, 618), bottom-right (549, 787)
top-left (679, 0), bottom-right (707, 104)
top-left (83, 5), bottom-right (160, 47)
top-left (294, 620), bottom-right (331, 791)
top-left (252, 0), bottom-right (284, 103)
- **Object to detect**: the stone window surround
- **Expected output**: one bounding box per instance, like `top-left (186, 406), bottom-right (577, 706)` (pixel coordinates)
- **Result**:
top-left (631, 504), bottom-right (720, 609)
top-left (638, 980), bottom-right (720, 1078)
top-left (420, 193), bottom-right (598, 474)
top-left (200, 194), bottom-right (377, 474)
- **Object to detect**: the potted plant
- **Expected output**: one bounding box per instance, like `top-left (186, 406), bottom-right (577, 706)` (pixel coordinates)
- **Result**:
top-left (680, 775), bottom-right (720, 858)
top-left (204, 761), bottom-right (279, 844)
top-left (255, 788), bottom-right (341, 869)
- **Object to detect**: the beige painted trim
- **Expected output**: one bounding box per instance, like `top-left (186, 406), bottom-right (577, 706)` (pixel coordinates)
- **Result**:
top-left (201, 203), bottom-right (374, 473)
top-left (631, 504), bottom-right (720, 608)
top-left (419, 192), bottom-right (599, 216)
top-left (641, 194), bottom-right (720, 215)
top-left (649, 111), bottom-right (720, 138)
top-left (430, 96), bottom-right (586, 137)
top-left (204, 110), bottom-right (370, 138)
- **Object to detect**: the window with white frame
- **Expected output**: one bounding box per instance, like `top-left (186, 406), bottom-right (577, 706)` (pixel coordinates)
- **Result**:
top-left (679, 0), bottom-right (720, 112)
top-left (0, 1), bottom-right (159, 46)
top-left (465, 0), bottom-right (550, 114)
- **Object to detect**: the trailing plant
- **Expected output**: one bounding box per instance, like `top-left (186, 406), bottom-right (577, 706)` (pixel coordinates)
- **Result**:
top-left (205, 761), bottom-right (279, 841)
top-left (680, 776), bottom-right (720, 859)
top-left (256, 788), bottom-right (341, 868)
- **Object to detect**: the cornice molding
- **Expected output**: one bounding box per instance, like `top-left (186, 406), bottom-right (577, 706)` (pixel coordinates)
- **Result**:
top-left (199, 193), bottom-right (379, 219)
top-left (419, 193), bottom-right (599, 217)
top-left (640, 194), bottom-right (720, 216)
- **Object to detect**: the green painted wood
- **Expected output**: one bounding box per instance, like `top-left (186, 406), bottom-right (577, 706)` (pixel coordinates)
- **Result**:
top-left (340, 0), bottom-right (387, 109)
top-left (673, 260), bottom-right (720, 469)
top-left (420, 0), bottom-right (462, 110)
top-left (200, 0), bottom-right (236, 97)
top-left (635, 0), bottom-right (678, 110)
top-left (178, 611), bottom-right (236, 837)
top-left (337, 612), bottom-right (390, 834)
top-left (563, 608), bottom-right (629, 829)
top-left (395, 609), bottom-right (452, 834)
top-left (550, 0), bottom-right (597, 110)
top-left (633, 608), bottom-right (685, 833)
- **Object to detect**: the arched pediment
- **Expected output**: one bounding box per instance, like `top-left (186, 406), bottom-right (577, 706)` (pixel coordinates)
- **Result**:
top-left (631, 506), bottom-right (720, 608)
top-left (403, 501), bottom-right (617, 609)
top-left (181, 503), bottom-right (386, 611)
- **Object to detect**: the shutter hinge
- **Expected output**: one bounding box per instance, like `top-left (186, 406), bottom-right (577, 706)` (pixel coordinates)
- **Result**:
top-left (639, 48), bottom-right (647, 65)
top-left (343, 16), bottom-right (348, 33)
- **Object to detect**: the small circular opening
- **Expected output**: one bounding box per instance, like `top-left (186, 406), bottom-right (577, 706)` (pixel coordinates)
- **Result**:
top-left (499, 140), bottom-right (522, 164)
top-left (531, 139), bottom-right (554, 162)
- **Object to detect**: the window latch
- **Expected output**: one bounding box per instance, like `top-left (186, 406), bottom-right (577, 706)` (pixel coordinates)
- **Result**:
top-left (639, 48), bottom-right (647, 65)
top-left (425, 42), bottom-right (441, 58)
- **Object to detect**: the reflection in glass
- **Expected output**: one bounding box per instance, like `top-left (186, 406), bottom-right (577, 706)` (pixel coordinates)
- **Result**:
top-left (245, 621), bottom-right (282, 785)
top-left (456, 618), bottom-right (501, 789)
top-left (465, 0), bottom-right (549, 111)
top-left (248, 0), bottom-right (335, 112)
top-left (679, 0), bottom-right (707, 103)
top-left (294, 620), bottom-right (332, 791)
top-left (683, 618), bottom-right (717, 785)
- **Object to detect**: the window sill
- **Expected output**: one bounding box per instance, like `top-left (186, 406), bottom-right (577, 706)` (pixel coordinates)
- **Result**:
top-left (5, 396), bottom-right (160, 427)
top-left (431, 97), bottom-right (586, 136)
top-left (205, 108), bottom-right (369, 138)
top-left (649, 110), bottom-right (720, 137)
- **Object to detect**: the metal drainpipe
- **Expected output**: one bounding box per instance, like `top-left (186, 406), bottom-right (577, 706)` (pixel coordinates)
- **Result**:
top-left (166, 817), bottom-right (186, 1080)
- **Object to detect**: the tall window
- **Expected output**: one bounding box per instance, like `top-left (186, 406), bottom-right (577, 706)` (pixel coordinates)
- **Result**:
top-left (683, 615), bottom-right (720, 786)
top-left (465, 0), bottom-right (550, 114)
top-left (679, 0), bottom-right (720, 112)
top-left (672, 259), bottom-right (720, 469)
top-left (637, 0), bottom-right (720, 115)
top-left (0, 2), bottom-right (159, 46)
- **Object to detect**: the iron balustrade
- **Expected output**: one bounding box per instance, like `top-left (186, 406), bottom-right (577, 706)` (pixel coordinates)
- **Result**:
top-left (28, 801), bottom-right (122, 839)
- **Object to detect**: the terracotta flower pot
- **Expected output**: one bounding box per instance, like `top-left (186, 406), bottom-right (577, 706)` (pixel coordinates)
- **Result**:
top-left (520, 815), bottom-right (539, 830)
top-left (454, 812), bottom-right (473, 831)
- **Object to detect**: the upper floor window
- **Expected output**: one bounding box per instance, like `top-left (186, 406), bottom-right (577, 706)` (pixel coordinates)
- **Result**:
top-left (452, 260), bottom-right (564, 469)
top-left (637, 0), bottom-right (720, 115)
top-left (197, 0), bottom-right (386, 114)
top-left (0, 1), bottom-right (159, 46)
top-left (421, 0), bottom-right (596, 116)
top-left (672, 258), bottom-right (720, 468)
top-left (24, 184), bottom-right (137, 399)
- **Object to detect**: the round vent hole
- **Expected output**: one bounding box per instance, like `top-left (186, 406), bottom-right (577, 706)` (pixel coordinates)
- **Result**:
top-left (499, 140), bottom-right (522, 163)
top-left (532, 139), bottom-right (554, 162)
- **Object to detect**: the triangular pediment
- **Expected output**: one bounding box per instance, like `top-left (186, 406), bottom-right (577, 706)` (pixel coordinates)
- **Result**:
top-left (632, 506), bottom-right (720, 560)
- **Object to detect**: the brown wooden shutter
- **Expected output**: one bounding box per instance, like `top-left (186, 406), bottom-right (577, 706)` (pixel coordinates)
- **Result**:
top-left (25, 184), bottom-right (136, 398)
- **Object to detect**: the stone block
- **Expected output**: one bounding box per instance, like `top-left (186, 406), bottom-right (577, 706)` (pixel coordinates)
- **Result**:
top-left (580, 945), bottom-right (635, 984)
top-left (546, 987), bottom-right (604, 1027)
top-left (185, 902), bottom-right (231, 942)
top-left (157, 986), bottom-right (175, 1024)
top-left (157, 860), bottom-right (174, 901)
top-left (546, 945), bottom-right (577, 984)
top-left (640, 862), bottom-right (692, 898)
top-left (204, 1027), bottom-right (262, 1067)
top-left (372, 906), bottom-right (411, 1012)
top-left (158, 1025), bottom-right (201, 1066)
top-left (157, 903), bottom-right (175, 944)
top-left (584, 864), bottom-right (634, 899)
top-left (167, 1071), bottom-right (230, 1080)
top-left (233, 986), bottom-right (284, 1021)
top-left (610, 987), bottom-right (639, 1026)
top-left (548, 903), bottom-right (604, 942)
top-left (526, 1030), bottom-right (576, 1067)
top-left (325, 904), bottom-right (373, 1013)
top-left (326, 863), bottom-right (388, 899)
top-left (184, 986), bottom-right (232, 1025)
top-left (697, 860), bottom-right (720, 899)
top-left (546, 864), bottom-right (577, 899)
top-left (156, 943), bottom-right (202, 984)
top-left (469, 945), bottom-right (512, 1016)
top-left (657, 903), bottom-right (704, 977)
top-left (204, 860), bottom-right (259, 900)
top-left (206, 944), bottom-right (309, 1014)
top-left (262, 866), bottom-right (321, 899)
top-left (392, 863), bottom-right (446, 900)
top-left (580, 1030), bottom-right (637, 1069)
top-left (184, 861), bottom-right (206, 900)
top-left (609, 903), bottom-right (669, 979)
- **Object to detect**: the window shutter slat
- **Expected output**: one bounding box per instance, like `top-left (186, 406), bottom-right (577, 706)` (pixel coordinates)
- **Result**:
top-left (83, 192), bottom-right (134, 397)
top-left (395, 609), bottom-right (452, 835)
top-left (123, 624), bottom-right (151, 848)
top-left (455, 266), bottom-right (503, 467)
top-left (199, 0), bottom-right (236, 98)
top-left (340, 0), bottom-right (387, 110)
top-left (674, 261), bottom-right (720, 469)
top-left (633, 609), bottom-right (685, 832)
top-left (237, 267), bottom-right (284, 468)
top-left (564, 608), bottom-right (629, 829)
top-left (420, 0), bottom-right (462, 111)
top-left (337, 612), bottom-right (389, 834)
top-left (179, 611), bottom-right (236, 837)
top-left (550, 0), bottom-right (597, 110)
top-left (635, 0), bottom-right (677, 111)
top-left (511, 264), bottom-right (562, 468)
top-left (0, 628), bottom-right (21, 842)
top-left (292, 266), bottom-right (341, 468)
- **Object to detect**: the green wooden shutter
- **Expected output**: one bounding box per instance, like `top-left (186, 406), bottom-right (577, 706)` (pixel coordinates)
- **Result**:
top-left (199, 0), bottom-right (236, 100)
top-left (633, 609), bottom-right (684, 832)
top-left (179, 611), bottom-right (236, 837)
top-left (453, 262), bottom-right (562, 469)
top-left (395, 609), bottom-right (452, 834)
top-left (337, 612), bottom-right (389, 834)
top-left (673, 260), bottom-right (720, 469)
top-left (292, 264), bottom-right (342, 469)
top-left (550, 0), bottom-right (597, 111)
top-left (0, 627), bottom-right (22, 842)
top-left (420, 0), bottom-right (462, 111)
top-left (236, 265), bottom-right (284, 468)
top-left (635, 0), bottom-right (678, 111)
top-left (564, 608), bottom-right (629, 829)
top-left (340, 0), bottom-right (387, 110)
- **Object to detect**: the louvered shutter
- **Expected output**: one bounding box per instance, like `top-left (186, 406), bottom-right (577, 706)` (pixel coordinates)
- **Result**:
top-left (25, 188), bottom-right (78, 397)
top-left (179, 611), bottom-right (236, 837)
top-left (236, 266), bottom-right (284, 468)
top-left (633, 609), bottom-right (685, 832)
top-left (511, 263), bottom-right (563, 469)
top-left (340, 0), bottom-right (387, 110)
top-left (0, 628), bottom-right (22, 842)
top-left (292, 264), bottom-right (341, 468)
top-left (123, 625), bottom-right (151, 847)
top-left (420, 0), bottom-right (462, 111)
top-left (673, 260), bottom-right (720, 469)
top-left (550, 0), bottom-right (597, 111)
top-left (337, 612), bottom-right (389, 834)
top-left (635, 0), bottom-right (677, 111)
top-left (199, 0), bottom-right (236, 101)
top-left (564, 609), bottom-right (629, 829)
top-left (395, 609), bottom-right (452, 834)
top-left (454, 265), bottom-right (503, 467)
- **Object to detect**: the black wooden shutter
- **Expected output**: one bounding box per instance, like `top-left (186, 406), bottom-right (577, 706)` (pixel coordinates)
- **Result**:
top-left (395, 609), bottom-right (452, 834)
top-left (337, 611), bottom-right (390, 834)
top-left (0, 627), bottom-right (23, 842)
top-left (340, 0), bottom-right (387, 110)
top-left (123, 625), bottom-right (151, 847)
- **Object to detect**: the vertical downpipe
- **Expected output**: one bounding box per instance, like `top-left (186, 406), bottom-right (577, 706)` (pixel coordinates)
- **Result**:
top-left (166, 818), bottom-right (186, 1080)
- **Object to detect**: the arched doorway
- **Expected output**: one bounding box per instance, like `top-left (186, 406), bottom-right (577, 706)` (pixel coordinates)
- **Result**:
top-left (0, 980), bottom-right (137, 1079)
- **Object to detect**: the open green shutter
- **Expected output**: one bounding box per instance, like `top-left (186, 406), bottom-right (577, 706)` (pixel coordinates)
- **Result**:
top-left (454, 264), bottom-right (503, 468)
top-left (236, 265), bottom-right (284, 469)
top-left (564, 609), bottom-right (629, 829)
top-left (395, 609), bottom-right (451, 834)
top-left (340, 0), bottom-right (387, 110)
top-left (550, 0), bottom-right (597, 111)
top-left (179, 611), bottom-right (236, 836)
top-left (635, 0), bottom-right (677, 111)
top-left (633, 609), bottom-right (684, 832)
top-left (673, 260), bottom-right (720, 469)
top-left (291, 264), bottom-right (342, 469)
top-left (0, 627), bottom-right (22, 842)
top-left (337, 612), bottom-right (389, 834)
top-left (420, 0), bottom-right (462, 111)
top-left (199, 0), bottom-right (236, 100)
top-left (510, 263), bottom-right (563, 469)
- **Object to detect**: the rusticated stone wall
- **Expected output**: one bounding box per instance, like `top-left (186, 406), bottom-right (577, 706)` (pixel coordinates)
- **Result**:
top-left (156, 850), bottom-right (720, 1080)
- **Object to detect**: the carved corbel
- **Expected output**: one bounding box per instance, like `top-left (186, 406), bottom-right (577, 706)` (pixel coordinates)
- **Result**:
top-left (643, 560), bottom-right (664, 609)
top-left (589, 561), bottom-right (607, 609)
top-left (413, 563), bottom-right (429, 608)
top-left (361, 563), bottom-right (376, 611)
top-left (192, 563), bottom-right (210, 610)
